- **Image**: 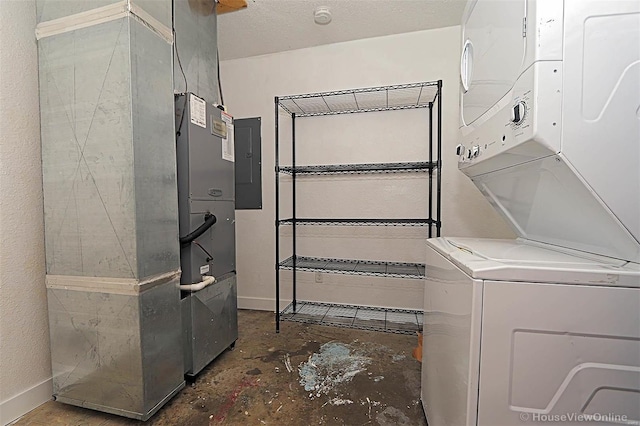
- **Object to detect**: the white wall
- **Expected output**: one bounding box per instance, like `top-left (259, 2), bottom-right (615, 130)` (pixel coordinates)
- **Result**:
top-left (221, 26), bottom-right (515, 312)
top-left (0, 1), bottom-right (52, 424)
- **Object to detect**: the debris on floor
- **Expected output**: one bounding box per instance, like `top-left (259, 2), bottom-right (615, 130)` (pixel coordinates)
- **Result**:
top-left (283, 353), bottom-right (293, 372)
top-left (298, 342), bottom-right (372, 399)
top-left (323, 397), bottom-right (354, 407)
top-left (412, 331), bottom-right (423, 362)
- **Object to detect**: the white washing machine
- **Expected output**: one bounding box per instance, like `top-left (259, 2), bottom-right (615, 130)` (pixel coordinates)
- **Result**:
top-left (421, 0), bottom-right (640, 424)
top-left (422, 237), bottom-right (640, 426)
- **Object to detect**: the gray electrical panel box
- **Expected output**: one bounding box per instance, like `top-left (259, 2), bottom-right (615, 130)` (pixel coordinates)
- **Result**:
top-left (234, 117), bottom-right (262, 209)
top-left (175, 93), bottom-right (236, 284)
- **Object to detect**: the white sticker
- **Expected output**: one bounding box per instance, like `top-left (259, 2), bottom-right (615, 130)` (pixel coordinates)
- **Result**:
top-left (221, 112), bottom-right (234, 162)
top-left (190, 95), bottom-right (207, 128)
top-left (200, 264), bottom-right (210, 275)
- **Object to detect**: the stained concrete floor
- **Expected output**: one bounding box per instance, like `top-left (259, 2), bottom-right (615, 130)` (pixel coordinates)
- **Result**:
top-left (15, 309), bottom-right (427, 426)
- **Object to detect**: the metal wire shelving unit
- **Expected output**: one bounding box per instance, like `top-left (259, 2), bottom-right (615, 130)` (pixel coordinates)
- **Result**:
top-left (278, 218), bottom-right (434, 227)
top-left (280, 301), bottom-right (424, 335)
top-left (275, 81), bottom-right (442, 334)
top-left (278, 161), bottom-right (434, 175)
top-left (279, 256), bottom-right (426, 279)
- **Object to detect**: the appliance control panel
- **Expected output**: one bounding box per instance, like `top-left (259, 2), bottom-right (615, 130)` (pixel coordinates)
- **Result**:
top-left (457, 61), bottom-right (562, 176)
top-left (457, 88), bottom-right (534, 168)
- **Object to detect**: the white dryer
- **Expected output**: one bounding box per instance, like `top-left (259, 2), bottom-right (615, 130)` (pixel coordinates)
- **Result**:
top-left (459, 0), bottom-right (640, 263)
top-left (421, 0), bottom-right (640, 424)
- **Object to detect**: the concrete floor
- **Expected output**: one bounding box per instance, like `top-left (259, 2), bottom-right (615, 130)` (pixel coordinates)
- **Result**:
top-left (15, 309), bottom-right (427, 426)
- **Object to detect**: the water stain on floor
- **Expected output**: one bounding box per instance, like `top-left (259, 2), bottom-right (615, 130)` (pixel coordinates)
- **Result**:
top-left (14, 310), bottom-right (427, 426)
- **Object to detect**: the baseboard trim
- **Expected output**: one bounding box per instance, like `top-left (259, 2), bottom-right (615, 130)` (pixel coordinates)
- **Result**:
top-left (238, 296), bottom-right (291, 312)
top-left (1, 377), bottom-right (52, 425)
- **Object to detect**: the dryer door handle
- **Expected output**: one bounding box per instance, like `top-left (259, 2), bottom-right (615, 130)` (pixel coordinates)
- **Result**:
top-left (461, 39), bottom-right (474, 93)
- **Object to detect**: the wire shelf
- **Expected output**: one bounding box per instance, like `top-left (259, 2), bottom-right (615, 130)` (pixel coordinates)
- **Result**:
top-left (279, 256), bottom-right (425, 279)
top-left (278, 218), bottom-right (435, 227)
top-left (278, 162), bottom-right (434, 175)
top-left (277, 81), bottom-right (439, 117)
top-left (280, 301), bottom-right (423, 335)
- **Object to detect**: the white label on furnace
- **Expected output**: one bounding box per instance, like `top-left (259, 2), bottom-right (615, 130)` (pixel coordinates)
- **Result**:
top-left (221, 112), bottom-right (234, 162)
top-left (190, 95), bottom-right (207, 128)
top-left (200, 264), bottom-right (210, 275)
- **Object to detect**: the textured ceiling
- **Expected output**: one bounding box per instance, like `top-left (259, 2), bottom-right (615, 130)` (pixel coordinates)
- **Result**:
top-left (218, 0), bottom-right (467, 60)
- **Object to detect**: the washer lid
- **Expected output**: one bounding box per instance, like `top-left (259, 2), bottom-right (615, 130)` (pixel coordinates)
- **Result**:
top-left (427, 237), bottom-right (640, 287)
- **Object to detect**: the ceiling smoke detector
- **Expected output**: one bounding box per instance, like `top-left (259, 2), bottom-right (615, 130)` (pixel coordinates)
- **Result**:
top-left (314, 6), bottom-right (332, 25)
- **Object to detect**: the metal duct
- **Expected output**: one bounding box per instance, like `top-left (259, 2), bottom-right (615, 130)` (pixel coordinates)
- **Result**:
top-left (36, 0), bottom-right (184, 419)
top-left (173, 0), bottom-right (220, 103)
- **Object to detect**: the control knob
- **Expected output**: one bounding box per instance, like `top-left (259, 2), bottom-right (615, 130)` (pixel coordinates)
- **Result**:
top-left (467, 145), bottom-right (480, 160)
top-left (511, 101), bottom-right (526, 124)
top-left (471, 145), bottom-right (480, 158)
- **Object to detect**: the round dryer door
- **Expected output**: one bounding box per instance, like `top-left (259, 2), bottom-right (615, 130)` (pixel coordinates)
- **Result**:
top-left (461, 0), bottom-right (527, 126)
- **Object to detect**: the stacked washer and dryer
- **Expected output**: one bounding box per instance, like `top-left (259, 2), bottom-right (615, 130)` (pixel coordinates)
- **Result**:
top-left (421, 1), bottom-right (640, 425)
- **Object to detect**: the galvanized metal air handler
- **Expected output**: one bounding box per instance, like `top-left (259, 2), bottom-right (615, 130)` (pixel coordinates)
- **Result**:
top-left (36, 0), bottom-right (185, 420)
top-left (175, 94), bottom-right (238, 377)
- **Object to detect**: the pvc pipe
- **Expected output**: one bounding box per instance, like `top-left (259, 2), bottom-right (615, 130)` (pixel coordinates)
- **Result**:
top-left (179, 276), bottom-right (216, 291)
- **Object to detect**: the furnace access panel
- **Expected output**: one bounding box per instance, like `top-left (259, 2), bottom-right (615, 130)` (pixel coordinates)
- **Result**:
top-left (175, 93), bottom-right (236, 283)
